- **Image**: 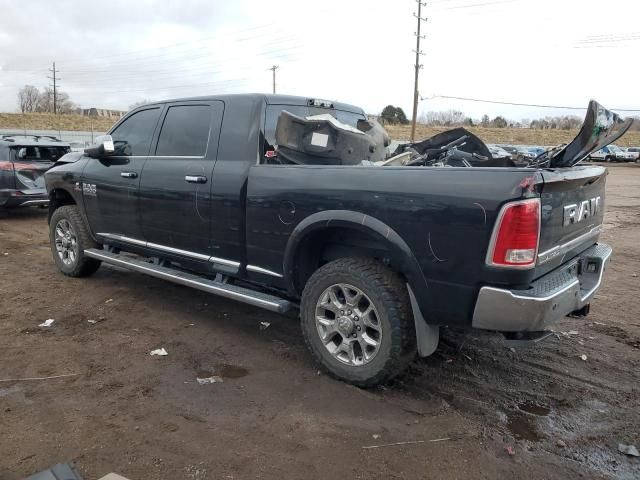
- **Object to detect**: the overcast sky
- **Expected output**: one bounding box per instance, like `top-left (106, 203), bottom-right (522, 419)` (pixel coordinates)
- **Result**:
top-left (0, 0), bottom-right (638, 121)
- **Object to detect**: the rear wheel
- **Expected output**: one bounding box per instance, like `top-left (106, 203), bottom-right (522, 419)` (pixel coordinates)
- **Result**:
top-left (301, 257), bottom-right (416, 387)
top-left (49, 205), bottom-right (101, 277)
top-left (605, 156), bottom-right (614, 163)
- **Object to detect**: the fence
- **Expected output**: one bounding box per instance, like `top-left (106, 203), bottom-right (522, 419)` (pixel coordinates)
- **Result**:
top-left (0, 129), bottom-right (106, 148)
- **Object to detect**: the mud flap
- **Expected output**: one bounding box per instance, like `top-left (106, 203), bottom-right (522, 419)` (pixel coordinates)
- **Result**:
top-left (407, 285), bottom-right (439, 357)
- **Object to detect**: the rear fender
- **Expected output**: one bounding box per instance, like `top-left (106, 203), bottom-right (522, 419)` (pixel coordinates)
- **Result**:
top-left (284, 209), bottom-right (432, 320)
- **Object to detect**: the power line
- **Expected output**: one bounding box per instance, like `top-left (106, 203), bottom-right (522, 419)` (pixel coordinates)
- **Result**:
top-left (411, 1), bottom-right (427, 142)
top-left (422, 94), bottom-right (640, 113)
top-left (6, 22), bottom-right (286, 69)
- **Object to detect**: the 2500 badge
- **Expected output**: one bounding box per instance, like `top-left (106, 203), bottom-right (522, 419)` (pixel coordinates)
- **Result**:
top-left (82, 183), bottom-right (97, 196)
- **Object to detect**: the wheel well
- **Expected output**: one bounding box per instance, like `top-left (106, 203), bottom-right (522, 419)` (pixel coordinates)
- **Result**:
top-left (292, 227), bottom-right (399, 295)
top-left (48, 188), bottom-right (76, 222)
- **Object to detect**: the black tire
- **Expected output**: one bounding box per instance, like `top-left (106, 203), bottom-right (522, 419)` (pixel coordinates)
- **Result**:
top-left (49, 205), bottom-right (101, 277)
top-left (300, 257), bottom-right (416, 387)
top-left (605, 156), bottom-right (613, 163)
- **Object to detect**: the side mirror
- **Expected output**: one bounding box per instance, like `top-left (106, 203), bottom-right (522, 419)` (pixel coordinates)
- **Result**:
top-left (84, 135), bottom-right (115, 158)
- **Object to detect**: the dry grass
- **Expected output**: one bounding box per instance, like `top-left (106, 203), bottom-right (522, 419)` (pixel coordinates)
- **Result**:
top-left (1, 113), bottom-right (639, 147)
top-left (0, 113), bottom-right (117, 132)
top-left (385, 124), bottom-right (640, 147)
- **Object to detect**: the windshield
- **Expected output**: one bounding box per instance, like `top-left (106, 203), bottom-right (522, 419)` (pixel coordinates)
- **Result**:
top-left (608, 145), bottom-right (622, 153)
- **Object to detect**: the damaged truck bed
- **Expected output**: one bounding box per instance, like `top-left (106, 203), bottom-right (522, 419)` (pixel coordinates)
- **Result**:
top-left (271, 100), bottom-right (632, 169)
top-left (45, 94), bottom-right (631, 386)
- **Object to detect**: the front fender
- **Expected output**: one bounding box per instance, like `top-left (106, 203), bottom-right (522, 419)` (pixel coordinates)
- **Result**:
top-left (283, 209), bottom-right (430, 314)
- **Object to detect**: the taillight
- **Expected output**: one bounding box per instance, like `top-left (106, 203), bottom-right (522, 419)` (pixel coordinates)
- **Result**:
top-left (0, 161), bottom-right (14, 171)
top-left (486, 198), bottom-right (540, 268)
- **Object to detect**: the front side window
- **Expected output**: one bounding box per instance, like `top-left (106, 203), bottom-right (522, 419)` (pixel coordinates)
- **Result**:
top-left (111, 107), bottom-right (161, 156)
top-left (156, 105), bottom-right (212, 157)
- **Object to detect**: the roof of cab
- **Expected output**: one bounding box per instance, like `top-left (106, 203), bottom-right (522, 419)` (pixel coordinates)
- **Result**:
top-left (136, 93), bottom-right (365, 115)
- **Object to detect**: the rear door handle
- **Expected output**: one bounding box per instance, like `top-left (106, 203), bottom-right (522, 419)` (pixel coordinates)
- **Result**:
top-left (185, 175), bottom-right (207, 184)
top-left (120, 171), bottom-right (138, 178)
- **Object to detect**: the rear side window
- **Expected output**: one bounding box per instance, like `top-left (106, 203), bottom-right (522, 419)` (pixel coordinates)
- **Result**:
top-left (156, 105), bottom-right (212, 157)
top-left (111, 107), bottom-right (161, 156)
top-left (12, 146), bottom-right (69, 161)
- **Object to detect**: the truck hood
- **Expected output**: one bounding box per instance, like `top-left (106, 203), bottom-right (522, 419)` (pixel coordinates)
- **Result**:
top-left (545, 100), bottom-right (633, 168)
top-left (52, 151), bottom-right (83, 166)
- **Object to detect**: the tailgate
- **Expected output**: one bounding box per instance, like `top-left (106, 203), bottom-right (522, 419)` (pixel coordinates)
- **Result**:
top-left (9, 145), bottom-right (66, 190)
top-left (12, 160), bottom-right (52, 190)
top-left (535, 165), bottom-right (607, 277)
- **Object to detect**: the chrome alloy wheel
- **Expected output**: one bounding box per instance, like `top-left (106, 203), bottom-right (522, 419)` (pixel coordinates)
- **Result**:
top-left (315, 283), bottom-right (382, 366)
top-left (54, 219), bottom-right (78, 266)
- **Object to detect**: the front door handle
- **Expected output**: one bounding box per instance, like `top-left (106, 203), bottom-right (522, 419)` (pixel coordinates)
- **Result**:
top-left (121, 171), bottom-right (138, 178)
top-left (185, 175), bottom-right (207, 184)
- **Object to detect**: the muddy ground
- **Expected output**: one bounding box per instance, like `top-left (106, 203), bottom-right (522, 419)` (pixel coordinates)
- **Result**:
top-left (1, 164), bottom-right (639, 480)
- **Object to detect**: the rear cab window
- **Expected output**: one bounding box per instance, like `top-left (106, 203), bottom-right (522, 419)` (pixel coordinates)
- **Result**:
top-left (262, 104), bottom-right (367, 160)
top-left (155, 105), bottom-right (212, 157)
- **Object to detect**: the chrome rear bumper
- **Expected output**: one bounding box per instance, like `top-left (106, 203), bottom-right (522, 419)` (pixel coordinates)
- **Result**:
top-left (472, 243), bottom-right (612, 332)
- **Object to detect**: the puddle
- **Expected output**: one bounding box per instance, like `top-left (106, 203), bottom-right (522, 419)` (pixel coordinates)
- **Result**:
top-left (518, 401), bottom-right (550, 416)
top-left (216, 364), bottom-right (248, 379)
top-left (507, 412), bottom-right (541, 442)
top-left (506, 402), bottom-right (550, 442)
top-left (196, 364), bottom-right (248, 380)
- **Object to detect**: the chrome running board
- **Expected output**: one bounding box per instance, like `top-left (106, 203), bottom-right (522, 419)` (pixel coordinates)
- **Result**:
top-left (84, 248), bottom-right (292, 313)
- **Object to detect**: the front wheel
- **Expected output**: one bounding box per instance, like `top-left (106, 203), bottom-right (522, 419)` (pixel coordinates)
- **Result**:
top-left (49, 205), bottom-right (101, 277)
top-left (301, 257), bottom-right (416, 387)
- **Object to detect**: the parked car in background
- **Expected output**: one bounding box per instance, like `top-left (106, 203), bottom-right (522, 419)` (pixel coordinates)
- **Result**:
top-left (528, 146), bottom-right (546, 157)
top-left (497, 145), bottom-right (517, 158)
top-left (513, 146), bottom-right (536, 162)
top-left (625, 146), bottom-right (640, 161)
top-left (588, 145), bottom-right (636, 162)
top-left (487, 144), bottom-right (512, 160)
top-left (0, 135), bottom-right (70, 208)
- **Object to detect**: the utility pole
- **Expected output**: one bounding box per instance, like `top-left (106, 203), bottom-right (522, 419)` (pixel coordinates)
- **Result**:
top-left (48, 61), bottom-right (60, 114)
top-left (411, 1), bottom-right (427, 142)
top-left (269, 65), bottom-right (279, 94)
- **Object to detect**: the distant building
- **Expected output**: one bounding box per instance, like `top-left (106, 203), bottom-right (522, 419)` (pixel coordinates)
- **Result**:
top-left (75, 108), bottom-right (126, 118)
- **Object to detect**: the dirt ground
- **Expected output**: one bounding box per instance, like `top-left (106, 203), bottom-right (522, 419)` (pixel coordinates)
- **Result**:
top-left (1, 165), bottom-right (639, 480)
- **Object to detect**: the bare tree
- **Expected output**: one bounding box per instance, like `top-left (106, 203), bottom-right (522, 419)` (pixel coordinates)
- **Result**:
top-left (422, 110), bottom-right (467, 126)
top-left (17, 85), bottom-right (40, 113)
top-left (56, 91), bottom-right (75, 114)
top-left (35, 87), bottom-right (54, 113)
top-left (34, 87), bottom-right (75, 113)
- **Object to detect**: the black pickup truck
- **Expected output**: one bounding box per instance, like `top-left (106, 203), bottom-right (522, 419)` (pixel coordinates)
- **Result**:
top-left (44, 94), bottom-right (631, 386)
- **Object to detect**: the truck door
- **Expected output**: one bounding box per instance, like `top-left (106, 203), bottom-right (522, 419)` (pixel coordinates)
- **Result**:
top-left (138, 101), bottom-right (224, 263)
top-left (82, 106), bottom-right (162, 238)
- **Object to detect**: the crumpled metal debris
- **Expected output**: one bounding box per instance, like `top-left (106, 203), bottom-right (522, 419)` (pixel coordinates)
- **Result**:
top-left (38, 318), bottom-right (55, 327)
top-left (149, 348), bottom-right (168, 356)
top-left (196, 376), bottom-right (223, 385)
top-left (618, 443), bottom-right (640, 457)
